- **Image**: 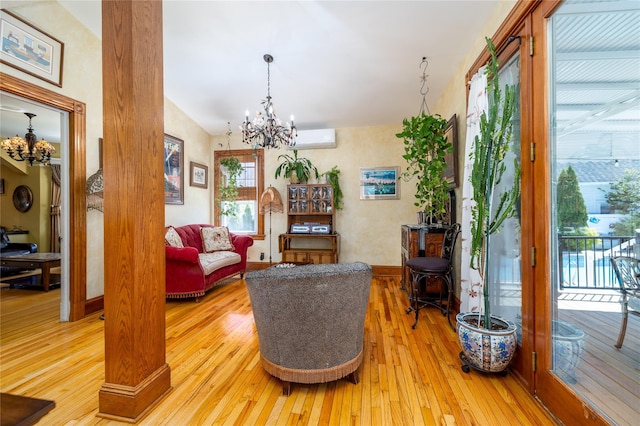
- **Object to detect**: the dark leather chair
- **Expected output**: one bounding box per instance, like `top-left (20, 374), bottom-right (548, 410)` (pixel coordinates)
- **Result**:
top-left (610, 256), bottom-right (640, 349)
top-left (406, 223), bottom-right (461, 330)
top-left (0, 226), bottom-right (38, 277)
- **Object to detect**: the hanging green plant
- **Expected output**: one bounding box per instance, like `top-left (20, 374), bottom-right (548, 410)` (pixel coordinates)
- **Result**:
top-left (218, 157), bottom-right (244, 218)
top-left (396, 112), bottom-right (451, 223)
top-left (322, 166), bottom-right (343, 210)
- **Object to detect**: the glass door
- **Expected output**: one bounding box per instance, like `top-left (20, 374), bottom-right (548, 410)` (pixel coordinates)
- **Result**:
top-left (489, 52), bottom-right (523, 343)
top-left (534, 1), bottom-right (640, 424)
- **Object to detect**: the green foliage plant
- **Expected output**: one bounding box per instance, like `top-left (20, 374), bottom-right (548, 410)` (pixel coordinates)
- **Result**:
top-left (274, 149), bottom-right (319, 183)
top-left (605, 168), bottom-right (640, 236)
top-left (323, 166), bottom-right (343, 210)
top-left (218, 156), bottom-right (244, 218)
top-left (469, 37), bottom-right (521, 330)
top-left (396, 111), bottom-right (451, 223)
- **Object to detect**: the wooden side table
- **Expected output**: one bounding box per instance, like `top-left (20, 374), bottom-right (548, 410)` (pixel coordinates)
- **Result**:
top-left (0, 253), bottom-right (61, 291)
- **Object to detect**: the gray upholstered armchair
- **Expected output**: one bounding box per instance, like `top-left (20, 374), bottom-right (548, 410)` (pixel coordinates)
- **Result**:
top-left (245, 262), bottom-right (372, 395)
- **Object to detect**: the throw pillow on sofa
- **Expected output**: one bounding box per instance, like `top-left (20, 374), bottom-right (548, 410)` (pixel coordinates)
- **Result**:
top-left (201, 226), bottom-right (234, 252)
top-left (165, 226), bottom-right (184, 248)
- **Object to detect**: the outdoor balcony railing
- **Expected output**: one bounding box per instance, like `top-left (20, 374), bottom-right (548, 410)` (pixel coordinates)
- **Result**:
top-left (558, 234), bottom-right (637, 290)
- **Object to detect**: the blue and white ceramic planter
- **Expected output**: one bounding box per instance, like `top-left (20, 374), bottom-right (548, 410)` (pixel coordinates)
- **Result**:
top-left (456, 312), bottom-right (518, 373)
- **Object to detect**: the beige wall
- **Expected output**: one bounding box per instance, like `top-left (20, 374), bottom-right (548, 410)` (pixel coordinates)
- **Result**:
top-left (1, 1), bottom-right (105, 298)
top-left (1, 0), bottom-right (516, 300)
top-left (211, 0), bottom-right (517, 268)
top-left (164, 98), bottom-right (212, 226)
top-left (212, 124), bottom-right (418, 265)
top-left (1, 2), bottom-right (211, 299)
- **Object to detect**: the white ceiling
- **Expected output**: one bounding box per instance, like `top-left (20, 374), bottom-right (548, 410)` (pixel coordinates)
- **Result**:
top-left (1, 0), bottom-right (638, 153)
top-left (56, 0), bottom-right (502, 136)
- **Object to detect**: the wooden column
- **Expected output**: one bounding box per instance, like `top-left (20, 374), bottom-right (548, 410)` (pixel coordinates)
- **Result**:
top-left (99, 1), bottom-right (171, 422)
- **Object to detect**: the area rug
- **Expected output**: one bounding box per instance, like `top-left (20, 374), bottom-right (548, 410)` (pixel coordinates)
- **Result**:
top-left (0, 393), bottom-right (55, 426)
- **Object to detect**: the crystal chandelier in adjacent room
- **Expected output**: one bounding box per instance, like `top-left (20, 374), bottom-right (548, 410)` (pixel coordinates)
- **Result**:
top-left (241, 54), bottom-right (297, 149)
top-left (1, 112), bottom-right (56, 166)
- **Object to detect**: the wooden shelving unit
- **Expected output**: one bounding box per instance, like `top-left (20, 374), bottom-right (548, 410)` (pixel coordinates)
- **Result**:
top-left (279, 184), bottom-right (339, 264)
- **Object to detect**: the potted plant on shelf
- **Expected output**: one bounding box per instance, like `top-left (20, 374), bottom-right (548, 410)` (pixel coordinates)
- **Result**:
top-left (322, 166), bottom-right (343, 210)
top-left (218, 156), bottom-right (244, 219)
top-left (396, 110), bottom-right (451, 224)
top-left (274, 149), bottom-right (319, 184)
top-left (456, 37), bottom-right (521, 374)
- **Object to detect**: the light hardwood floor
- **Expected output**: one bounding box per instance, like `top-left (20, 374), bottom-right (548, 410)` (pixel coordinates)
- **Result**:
top-left (0, 276), bottom-right (559, 425)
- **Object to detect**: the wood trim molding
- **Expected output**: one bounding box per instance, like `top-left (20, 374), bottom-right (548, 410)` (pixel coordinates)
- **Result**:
top-left (98, 364), bottom-right (171, 423)
top-left (84, 295), bottom-right (104, 316)
top-left (466, 0), bottom-right (542, 81)
top-left (246, 262), bottom-right (402, 278)
top-left (0, 72), bottom-right (87, 321)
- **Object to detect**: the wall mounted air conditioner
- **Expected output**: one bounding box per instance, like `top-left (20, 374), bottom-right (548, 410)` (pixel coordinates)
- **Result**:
top-left (289, 128), bottom-right (336, 150)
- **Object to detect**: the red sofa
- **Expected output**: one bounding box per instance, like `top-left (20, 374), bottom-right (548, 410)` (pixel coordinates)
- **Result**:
top-left (165, 224), bottom-right (253, 301)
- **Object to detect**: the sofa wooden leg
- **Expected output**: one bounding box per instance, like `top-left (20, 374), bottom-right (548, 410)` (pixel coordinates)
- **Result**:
top-left (347, 371), bottom-right (359, 385)
top-left (282, 381), bottom-right (291, 396)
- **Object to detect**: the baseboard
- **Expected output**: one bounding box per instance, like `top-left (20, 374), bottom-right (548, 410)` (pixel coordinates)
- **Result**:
top-left (371, 265), bottom-right (401, 276)
top-left (85, 295), bottom-right (104, 316)
top-left (246, 261), bottom-right (401, 277)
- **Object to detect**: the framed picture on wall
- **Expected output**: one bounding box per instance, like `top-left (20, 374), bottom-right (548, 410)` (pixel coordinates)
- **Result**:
top-left (0, 9), bottom-right (64, 87)
top-left (164, 134), bottom-right (184, 205)
top-left (443, 114), bottom-right (459, 188)
top-left (189, 161), bottom-right (208, 189)
top-left (359, 166), bottom-right (400, 200)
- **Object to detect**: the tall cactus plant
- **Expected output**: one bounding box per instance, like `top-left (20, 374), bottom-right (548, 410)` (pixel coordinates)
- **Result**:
top-left (469, 37), bottom-right (521, 329)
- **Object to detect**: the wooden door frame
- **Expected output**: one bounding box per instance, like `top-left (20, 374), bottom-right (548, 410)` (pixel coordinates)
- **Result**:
top-left (1, 72), bottom-right (87, 321)
top-left (530, 2), bottom-right (610, 423)
top-left (465, 0), bottom-right (540, 390)
top-left (466, 1), bottom-right (611, 424)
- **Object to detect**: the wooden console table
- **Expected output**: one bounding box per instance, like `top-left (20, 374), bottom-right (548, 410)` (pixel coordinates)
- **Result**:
top-left (279, 233), bottom-right (340, 264)
top-left (0, 253), bottom-right (61, 291)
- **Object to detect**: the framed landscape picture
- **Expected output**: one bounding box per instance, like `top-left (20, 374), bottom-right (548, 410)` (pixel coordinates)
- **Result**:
top-left (164, 134), bottom-right (184, 205)
top-left (359, 166), bottom-right (400, 200)
top-left (190, 161), bottom-right (208, 189)
top-left (443, 114), bottom-right (458, 188)
top-left (0, 9), bottom-right (64, 87)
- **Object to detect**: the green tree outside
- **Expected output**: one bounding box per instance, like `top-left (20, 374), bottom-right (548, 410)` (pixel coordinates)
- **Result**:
top-left (557, 166), bottom-right (596, 251)
top-left (605, 169), bottom-right (640, 236)
top-left (557, 166), bottom-right (588, 232)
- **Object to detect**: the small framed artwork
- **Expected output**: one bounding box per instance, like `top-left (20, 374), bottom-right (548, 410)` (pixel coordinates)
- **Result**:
top-left (443, 114), bottom-right (459, 188)
top-left (164, 134), bottom-right (184, 205)
top-left (0, 178), bottom-right (4, 194)
top-left (0, 9), bottom-right (64, 87)
top-left (359, 166), bottom-right (400, 200)
top-left (190, 161), bottom-right (208, 189)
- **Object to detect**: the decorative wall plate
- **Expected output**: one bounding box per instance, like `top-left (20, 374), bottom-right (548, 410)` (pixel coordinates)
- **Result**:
top-left (13, 185), bottom-right (33, 212)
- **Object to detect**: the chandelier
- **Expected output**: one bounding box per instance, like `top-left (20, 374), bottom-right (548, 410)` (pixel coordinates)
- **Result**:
top-left (241, 54), bottom-right (297, 149)
top-left (1, 112), bottom-right (56, 166)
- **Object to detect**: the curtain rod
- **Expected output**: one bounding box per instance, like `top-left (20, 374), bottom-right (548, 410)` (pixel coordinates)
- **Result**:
top-left (496, 35), bottom-right (522, 58)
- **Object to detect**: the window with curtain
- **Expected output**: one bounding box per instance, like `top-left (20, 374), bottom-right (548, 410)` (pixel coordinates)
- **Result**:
top-left (214, 149), bottom-right (264, 239)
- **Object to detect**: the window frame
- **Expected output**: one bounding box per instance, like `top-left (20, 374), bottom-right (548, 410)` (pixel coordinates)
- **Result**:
top-left (213, 148), bottom-right (265, 240)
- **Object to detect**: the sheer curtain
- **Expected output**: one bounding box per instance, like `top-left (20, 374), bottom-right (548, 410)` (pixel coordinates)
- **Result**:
top-left (50, 164), bottom-right (61, 253)
top-left (460, 67), bottom-right (488, 313)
